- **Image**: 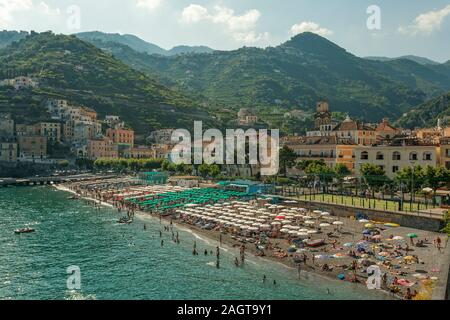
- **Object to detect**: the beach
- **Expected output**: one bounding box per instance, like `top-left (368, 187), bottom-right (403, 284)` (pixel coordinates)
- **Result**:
top-left (51, 177), bottom-right (450, 300)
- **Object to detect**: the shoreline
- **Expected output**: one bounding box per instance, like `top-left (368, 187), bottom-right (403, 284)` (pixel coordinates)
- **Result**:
top-left (53, 183), bottom-right (396, 300)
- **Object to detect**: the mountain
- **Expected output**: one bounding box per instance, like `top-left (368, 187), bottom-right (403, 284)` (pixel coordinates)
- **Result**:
top-left (0, 32), bottom-right (215, 135)
top-left (76, 31), bottom-right (214, 56)
top-left (90, 32), bottom-right (450, 122)
top-left (396, 92), bottom-right (450, 128)
top-left (0, 31), bottom-right (29, 48)
top-left (365, 55), bottom-right (440, 66)
top-left (168, 45), bottom-right (214, 55)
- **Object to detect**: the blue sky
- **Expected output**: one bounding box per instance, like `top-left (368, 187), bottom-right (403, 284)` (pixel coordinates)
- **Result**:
top-left (1, 0), bottom-right (450, 62)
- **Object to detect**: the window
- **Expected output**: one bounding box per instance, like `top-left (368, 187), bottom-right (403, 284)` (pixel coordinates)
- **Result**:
top-left (376, 152), bottom-right (384, 160)
top-left (392, 166), bottom-right (399, 173)
top-left (409, 152), bottom-right (418, 161)
top-left (423, 152), bottom-right (432, 161)
top-left (392, 152), bottom-right (401, 161)
top-left (361, 151), bottom-right (369, 160)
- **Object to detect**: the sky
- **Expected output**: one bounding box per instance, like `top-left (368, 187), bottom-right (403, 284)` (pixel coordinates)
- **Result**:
top-left (1, 0), bottom-right (450, 62)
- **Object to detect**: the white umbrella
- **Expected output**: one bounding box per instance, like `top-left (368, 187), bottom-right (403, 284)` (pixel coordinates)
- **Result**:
top-left (319, 223), bottom-right (331, 228)
top-left (333, 221), bottom-right (344, 226)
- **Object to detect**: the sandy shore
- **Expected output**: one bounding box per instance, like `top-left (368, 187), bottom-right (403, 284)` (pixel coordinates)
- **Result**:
top-left (53, 183), bottom-right (406, 299)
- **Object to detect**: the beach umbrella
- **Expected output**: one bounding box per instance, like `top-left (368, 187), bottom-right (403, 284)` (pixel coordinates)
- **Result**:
top-left (307, 230), bottom-right (318, 235)
top-left (297, 232), bottom-right (309, 238)
top-left (299, 229), bottom-right (309, 233)
top-left (271, 222), bottom-right (282, 226)
top-left (282, 220), bottom-right (293, 225)
top-left (343, 243), bottom-right (353, 247)
top-left (280, 228), bottom-right (290, 233)
top-left (333, 221), bottom-right (344, 226)
top-left (393, 236), bottom-right (404, 241)
top-left (321, 212), bottom-right (331, 216)
top-left (407, 233), bottom-right (418, 239)
top-left (333, 253), bottom-right (347, 259)
top-left (304, 221), bottom-right (315, 225)
top-left (378, 252), bottom-right (390, 257)
top-left (372, 235), bottom-right (382, 240)
top-left (319, 223), bottom-right (331, 228)
top-left (364, 223), bottom-right (374, 229)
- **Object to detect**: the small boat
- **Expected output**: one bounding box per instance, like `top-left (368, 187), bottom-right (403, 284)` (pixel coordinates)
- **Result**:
top-left (67, 195), bottom-right (80, 200)
top-left (15, 228), bottom-right (35, 234)
top-left (305, 239), bottom-right (325, 247)
top-left (117, 217), bottom-right (133, 224)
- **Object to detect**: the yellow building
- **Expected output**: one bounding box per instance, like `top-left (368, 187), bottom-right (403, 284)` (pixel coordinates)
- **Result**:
top-left (0, 142), bottom-right (18, 162)
top-left (441, 137), bottom-right (450, 169)
top-left (355, 144), bottom-right (440, 178)
top-left (37, 122), bottom-right (61, 143)
top-left (87, 138), bottom-right (118, 160)
top-left (286, 136), bottom-right (357, 172)
top-left (17, 136), bottom-right (47, 161)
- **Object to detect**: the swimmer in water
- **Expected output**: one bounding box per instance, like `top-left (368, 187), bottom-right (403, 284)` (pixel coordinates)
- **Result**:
top-left (263, 275), bottom-right (267, 283)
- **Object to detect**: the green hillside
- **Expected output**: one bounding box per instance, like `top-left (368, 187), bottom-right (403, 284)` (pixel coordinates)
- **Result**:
top-left (0, 32), bottom-right (215, 136)
top-left (87, 32), bottom-right (450, 122)
top-left (396, 92), bottom-right (450, 128)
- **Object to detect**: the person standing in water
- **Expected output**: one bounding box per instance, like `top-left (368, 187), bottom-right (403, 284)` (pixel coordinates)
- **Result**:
top-left (161, 240), bottom-right (164, 247)
top-left (263, 275), bottom-right (267, 283)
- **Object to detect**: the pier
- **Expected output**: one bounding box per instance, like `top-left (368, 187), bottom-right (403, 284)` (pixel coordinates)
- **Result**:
top-left (0, 174), bottom-right (117, 187)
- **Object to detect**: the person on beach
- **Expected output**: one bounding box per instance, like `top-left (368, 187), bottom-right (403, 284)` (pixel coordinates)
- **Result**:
top-left (216, 259), bottom-right (220, 269)
top-left (205, 250), bottom-right (208, 256)
top-left (216, 246), bottom-right (220, 259)
top-left (159, 230), bottom-right (162, 238)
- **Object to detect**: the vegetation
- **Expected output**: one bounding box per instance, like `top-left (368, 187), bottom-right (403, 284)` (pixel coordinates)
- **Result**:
top-left (396, 91), bottom-right (450, 128)
top-left (0, 32), bottom-right (217, 136)
top-left (86, 32), bottom-right (450, 122)
top-left (93, 158), bottom-right (164, 171)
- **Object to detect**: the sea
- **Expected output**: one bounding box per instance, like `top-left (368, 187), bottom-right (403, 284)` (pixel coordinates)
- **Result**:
top-left (0, 186), bottom-right (390, 300)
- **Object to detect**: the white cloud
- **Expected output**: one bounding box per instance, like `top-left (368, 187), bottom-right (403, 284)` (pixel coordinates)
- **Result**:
top-left (0, 0), bottom-right (59, 28)
top-left (136, 0), bottom-right (162, 12)
top-left (180, 4), bottom-right (208, 23)
top-left (290, 21), bottom-right (333, 37)
top-left (0, 0), bottom-right (33, 27)
top-left (180, 4), bottom-right (269, 45)
top-left (399, 5), bottom-right (450, 35)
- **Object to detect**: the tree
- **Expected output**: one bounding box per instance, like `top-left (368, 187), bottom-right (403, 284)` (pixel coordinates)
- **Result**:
top-left (423, 166), bottom-right (450, 204)
top-left (334, 163), bottom-right (351, 194)
top-left (360, 164), bottom-right (390, 198)
top-left (279, 146), bottom-right (297, 175)
top-left (198, 164), bottom-right (210, 178)
top-left (305, 162), bottom-right (335, 193)
top-left (208, 164), bottom-right (221, 178)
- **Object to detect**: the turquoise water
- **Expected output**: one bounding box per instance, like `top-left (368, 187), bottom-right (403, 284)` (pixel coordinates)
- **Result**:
top-left (0, 187), bottom-right (389, 300)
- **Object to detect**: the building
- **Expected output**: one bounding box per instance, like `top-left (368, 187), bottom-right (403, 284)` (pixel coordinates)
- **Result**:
top-left (15, 124), bottom-right (39, 137)
top-left (441, 137), bottom-right (450, 169)
top-left (81, 108), bottom-right (97, 122)
top-left (376, 118), bottom-right (401, 141)
top-left (0, 141), bottom-right (18, 162)
top-left (238, 109), bottom-right (258, 125)
top-left (87, 138), bottom-right (119, 160)
top-left (106, 128), bottom-right (134, 148)
top-left (285, 136), bottom-right (357, 171)
top-left (73, 121), bottom-right (102, 145)
top-left (17, 136), bottom-right (47, 161)
top-left (123, 146), bottom-right (156, 159)
top-left (332, 116), bottom-right (376, 146)
top-left (313, 101), bottom-right (333, 130)
top-left (1, 76), bottom-right (38, 90)
top-left (105, 115), bottom-right (125, 129)
top-left (416, 127), bottom-right (443, 145)
top-left (0, 114), bottom-right (14, 138)
top-left (355, 143), bottom-right (440, 178)
top-left (36, 122), bottom-right (61, 143)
